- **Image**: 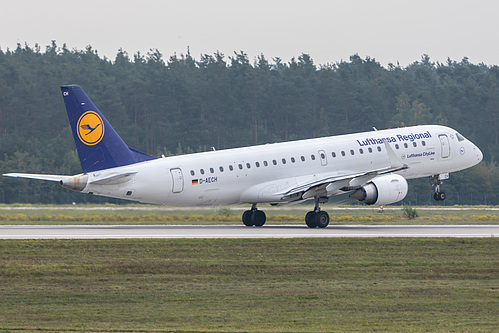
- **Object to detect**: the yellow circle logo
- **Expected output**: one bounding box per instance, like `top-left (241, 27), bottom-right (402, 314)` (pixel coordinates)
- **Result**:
top-left (77, 111), bottom-right (105, 146)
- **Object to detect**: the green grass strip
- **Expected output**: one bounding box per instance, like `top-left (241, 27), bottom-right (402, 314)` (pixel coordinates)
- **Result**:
top-left (1, 212), bottom-right (499, 225)
top-left (0, 238), bottom-right (497, 332)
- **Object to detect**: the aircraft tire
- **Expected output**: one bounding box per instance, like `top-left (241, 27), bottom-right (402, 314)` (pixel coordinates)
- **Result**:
top-left (315, 211), bottom-right (330, 228)
top-left (251, 210), bottom-right (266, 227)
top-left (434, 191), bottom-right (447, 201)
top-left (305, 211), bottom-right (317, 228)
top-left (242, 210), bottom-right (254, 226)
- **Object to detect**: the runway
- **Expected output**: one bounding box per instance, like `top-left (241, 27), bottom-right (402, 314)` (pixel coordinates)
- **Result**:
top-left (0, 224), bottom-right (497, 239)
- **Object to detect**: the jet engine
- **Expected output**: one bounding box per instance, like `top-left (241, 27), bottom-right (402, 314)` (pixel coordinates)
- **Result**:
top-left (349, 174), bottom-right (408, 205)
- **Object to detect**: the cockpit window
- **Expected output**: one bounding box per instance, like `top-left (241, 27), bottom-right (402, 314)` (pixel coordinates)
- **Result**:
top-left (456, 132), bottom-right (466, 142)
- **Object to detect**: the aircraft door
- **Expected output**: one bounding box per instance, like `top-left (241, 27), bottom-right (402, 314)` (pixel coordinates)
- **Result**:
top-left (439, 135), bottom-right (450, 158)
top-left (318, 150), bottom-right (328, 166)
top-left (170, 168), bottom-right (184, 193)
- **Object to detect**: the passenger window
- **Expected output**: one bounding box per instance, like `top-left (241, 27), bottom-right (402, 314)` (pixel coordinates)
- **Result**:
top-left (301, 156), bottom-right (305, 161)
top-left (255, 162), bottom-right (260, 167)
top-left (377, 146), bottom-right (382, 152)
top-left (311, 155), bottom-right (316, 160)
top-left (332, 152), bottom-right (336, 158)
top-left (264, 161), bottom-right (268, 166)
top-left (320, 153), bottom-right (325, 159)
top-left (282, 158), bottom-right (286, 164)
top-left (413, 142), bottom-right (417, 147)
top-left (404, 143), bottom-right (408, 148)
top-left (359, 149), bottom-right (364, 154)
top-left (350, 150), bottom-right (354, 155)
top-left (368, 147), bottom-right (373, 153)
top-left (395, 144), bottom-right (399, 149)
top-left (190, 170), bottom-right (195, 176)
top-left (210, 168), bottom-right (214, 173)
top-left (246, 163), bottom-right (251, 169)
top-left (238, 164), bottom-right (243, 170)
top-left (341, 151), bottom-right (346, 156)
top-left (229, 165), bottom-right (233, 171)
top-left (219, 166), bottom-right (224, 172)
top-left (291, 157), bottom-right (296, 163)
top-left (272, 160), bottom-right (277, 165)
top-left (422, 141), bottom-right (426, 146)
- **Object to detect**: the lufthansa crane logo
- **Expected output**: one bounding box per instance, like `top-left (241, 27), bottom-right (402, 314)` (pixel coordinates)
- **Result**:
top-left (77, 111), bottom-right (105, 146)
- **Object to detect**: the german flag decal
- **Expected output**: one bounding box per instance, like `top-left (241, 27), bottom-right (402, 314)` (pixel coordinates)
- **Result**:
top-left (191, 179), bottom-right (199, 185)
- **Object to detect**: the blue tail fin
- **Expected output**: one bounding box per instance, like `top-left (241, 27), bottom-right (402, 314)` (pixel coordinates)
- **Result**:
top-left (61, 85), bottom-right (155, 173)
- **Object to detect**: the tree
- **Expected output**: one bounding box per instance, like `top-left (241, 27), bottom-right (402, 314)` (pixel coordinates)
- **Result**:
top-left (0, 43), bottom-right (497, 204)
top-left (390, 92), bottom-right (432, 127)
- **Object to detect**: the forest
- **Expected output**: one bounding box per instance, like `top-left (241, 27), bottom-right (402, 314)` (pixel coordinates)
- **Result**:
top-left (0, 42), bottom-right (497, 205)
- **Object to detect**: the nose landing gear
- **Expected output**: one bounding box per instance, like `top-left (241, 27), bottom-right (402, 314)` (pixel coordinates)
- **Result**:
top-left (431, 174), bottom-right (448, 201)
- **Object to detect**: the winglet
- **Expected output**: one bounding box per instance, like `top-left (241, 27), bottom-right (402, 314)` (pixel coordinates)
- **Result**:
top-left (61, 85), bottom-right (155, 173)
top-left (383, 139), bottom-right (407, 170)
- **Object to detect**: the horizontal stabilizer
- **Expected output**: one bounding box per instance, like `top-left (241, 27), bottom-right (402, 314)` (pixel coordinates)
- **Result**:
top-left (89, 172), bottom-right (137, 185)
top-left (2, 173), bottom-right (69, 182)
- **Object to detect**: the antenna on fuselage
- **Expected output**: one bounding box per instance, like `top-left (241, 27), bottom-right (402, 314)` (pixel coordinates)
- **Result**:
top-left (373, 127), bottom-right (378, 131)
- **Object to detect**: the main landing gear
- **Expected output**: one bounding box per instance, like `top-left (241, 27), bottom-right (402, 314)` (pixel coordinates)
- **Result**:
top-left (305, 196), bottom-right (330, 228)
top-left (431, 174), bottom-right (447, 201)
top-left (242, 196), bottom-right (331, 228)
top-left (242, 204), bottom-right (266, 227)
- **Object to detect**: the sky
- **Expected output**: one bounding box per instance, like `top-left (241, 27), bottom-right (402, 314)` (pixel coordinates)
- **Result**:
top-left (1, 0), bottom-right (499, 67)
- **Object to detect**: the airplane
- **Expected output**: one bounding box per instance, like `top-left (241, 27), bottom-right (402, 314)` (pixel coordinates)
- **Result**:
top-left (3, 85), bottom-right (483, 228)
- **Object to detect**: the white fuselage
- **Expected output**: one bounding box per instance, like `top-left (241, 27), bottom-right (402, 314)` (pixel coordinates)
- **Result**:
top-left (82, 125), bottom-right (483, 206)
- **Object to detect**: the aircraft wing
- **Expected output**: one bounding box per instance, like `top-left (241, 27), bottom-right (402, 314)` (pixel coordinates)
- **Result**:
top-left (280, 164), bottom-right (407, 199)
top-left (279, 140), bottom-right (408, 200)
top-left (3, 173), bottom-right (69, 182)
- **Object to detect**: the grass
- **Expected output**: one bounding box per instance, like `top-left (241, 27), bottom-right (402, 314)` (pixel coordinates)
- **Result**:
top-left (0, 238), bottom-right (497, 332)
top-left (0, 204), bottom-right (499, 225)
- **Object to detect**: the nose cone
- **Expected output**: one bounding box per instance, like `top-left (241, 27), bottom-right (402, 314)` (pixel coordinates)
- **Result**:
top-left (473, 144), bottom-right (483, 164)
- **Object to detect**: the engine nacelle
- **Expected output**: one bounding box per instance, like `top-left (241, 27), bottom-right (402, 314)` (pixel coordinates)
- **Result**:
top-left (349, 174), bottom-right (408, 205)
top-left (60, 174), bottom-right (88, 192)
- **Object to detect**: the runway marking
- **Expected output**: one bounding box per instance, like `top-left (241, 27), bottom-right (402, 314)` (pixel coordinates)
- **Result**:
top-left (2, 206), bottom-right (499, 211)
top-left (0, 225), bottom-right (497, 239)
